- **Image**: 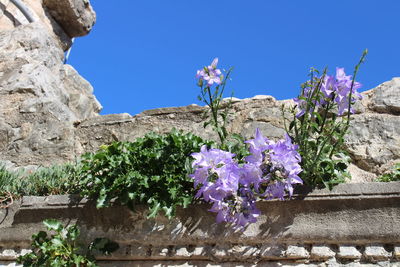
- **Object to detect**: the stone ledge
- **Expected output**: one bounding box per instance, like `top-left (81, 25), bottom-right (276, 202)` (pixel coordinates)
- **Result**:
top-left (17, 182), bottom-right (400, 209)
top-left (0, 182), bottom-right (399, 265)
top-left (293, 181), bottom-right (400, 199)
top-left (1, 244), bottom-right (399, 264)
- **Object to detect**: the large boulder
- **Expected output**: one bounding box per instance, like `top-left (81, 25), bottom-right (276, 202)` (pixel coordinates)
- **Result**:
top-left (368, 77), bottom-right (400, 115)
top-left (43, 0), bottom-right (96, 37)
top-left (0, 22), bottom-right (101, 166)
top-left (0, 0), bottom-right (96, 50)
top-left (344, 79), bottom-right (400, 175)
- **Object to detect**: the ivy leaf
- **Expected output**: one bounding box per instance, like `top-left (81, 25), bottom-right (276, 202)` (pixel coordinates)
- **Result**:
top-left (51, 237), bottom-right (63, 247)
top-left (96, 188), bottom-right (107, 208)
top-left (162, 206), bottom-right (174, 219)
top-left (147, 201), bottom-right (161, 218)
top-left (44, 219), bottom-right (62, 232)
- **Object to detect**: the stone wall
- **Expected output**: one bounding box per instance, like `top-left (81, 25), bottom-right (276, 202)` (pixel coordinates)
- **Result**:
top-left (0, 2), bottom-right (400, 267)
top-left (1, 182), bottom-right (400, 266)
top-left (0, 1), bottom-right (399, 182)
top-left (74, 84), bottom-right (400, 183)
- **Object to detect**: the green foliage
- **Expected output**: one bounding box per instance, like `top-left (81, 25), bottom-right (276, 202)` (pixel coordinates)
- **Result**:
top-left (21, 163), bottom-right (81, 195)
top-left (0, 166), bottom-right (21, 206)
top-left (78, 129), bottom-right (214, 218)
top-left (376, 163), bottom-right (400, 182)
top-left (0, 166), bottom-right (20, 194)
top-left (0, 163), bottom-right (81, 206)
top-left (284, 98), bottom-right (353, 189)
top-left (196, 65), bottom-right (249, 158)
top-left (197, 66), bottom-right (234, 147)
top-left (283, 51), bottom-right (367, 189)
top-left (219, 133), bottom-right (250, 162)
top-left (17, 220), bottom-right (99, 267)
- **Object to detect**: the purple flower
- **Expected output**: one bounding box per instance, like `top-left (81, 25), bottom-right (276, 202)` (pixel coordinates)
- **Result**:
top-left (293, 85), bottom-right (319, 118)
top-left (321, 75), bottom-right (336, 98)
top-left (262, 181), bottom-right (286, 200)
top-left (196, 58), bottom-right (223, 86)
top-left (245, 128), bottom-right (270, 166)
top-left (267, 134), bottom-right (302, 196)
top-left (239, 163), bottom-right (262, 189)
top-left (293, 96), bottom-right (307, 117)
top-left (333, 68), bottom-right (362, 115)
top-left (244, 129), bottom-right (303, 199)
top-left (191, 145), bottom-right (235, 170)
top-left (233, 187), bottom-right (260, 227)
top-left (190, 129), bottom-right (303, 228)
top-left (208, 188), bottom-right (260, 228)
top-left (294, 68), bottom-right (362, 117)
top-left (190, 145), bottom-right (239, 202)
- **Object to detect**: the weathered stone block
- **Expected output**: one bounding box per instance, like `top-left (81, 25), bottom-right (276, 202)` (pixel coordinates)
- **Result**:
top-left (259, 244), bottom-right (285, 259)
top-left (363, 245), bottom-right (392, 262)
top-left (285, 245), bottom-right (310, 260)
top-left (337, 245), bottom-right (362, 260)
top-left (394, 246), bottom-right (400, 260)
top-left (310, 245), bottom-right (336, 261)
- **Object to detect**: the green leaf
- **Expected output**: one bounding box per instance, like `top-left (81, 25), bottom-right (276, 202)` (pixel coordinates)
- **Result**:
top-left (182, 196), bottom-right (191, 208)
top-left (51, 237), bottom-right (63, 247)
top-left (96, 189), bottom-right (107, 209)
top-left (147, 202), bottom-right (161, 218)
top-left (162, 206), bottom-right (174, 219)
top-left (19, 220), bottom-right (100, 267)
top-left (43, 219), bottom-right (62, 231)
top-left (76, 130), bottom-right (213, 219)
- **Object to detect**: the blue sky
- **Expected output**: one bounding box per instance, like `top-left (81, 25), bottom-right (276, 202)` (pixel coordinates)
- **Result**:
top-left (69, 1), bottom-right (400, 115)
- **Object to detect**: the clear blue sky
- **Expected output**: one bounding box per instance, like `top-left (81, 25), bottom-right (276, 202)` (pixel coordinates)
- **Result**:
top-left (69, 0), bottom-right (400, 115)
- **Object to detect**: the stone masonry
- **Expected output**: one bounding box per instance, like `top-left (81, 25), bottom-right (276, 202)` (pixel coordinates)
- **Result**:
top-left (1, 182), bottom-right (400, 266)
top-left (0, 0), bottom-right (399, 183)
top-left (0, 1), bottom-right (400, 266)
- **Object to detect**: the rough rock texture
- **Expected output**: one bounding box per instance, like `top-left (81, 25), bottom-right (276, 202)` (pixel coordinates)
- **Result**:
top-left (43, 0), bottom-right (96, 37)
top-left (1, 182), bottom-right (400, 266)
top-left (0, 22), bottom-right (101, 167)
top-left (0, 0), bottom-right (96, 50)
top-left (0, 2), bottom-right (399, 182)
top-left (75, 95), bottom-right (287, 155)
top-left (74, 85), bottom-right (400, 182)
top-left (346, 86), bottom-right (400, 175)
top-left (369, 78), bottom-right (400, 115)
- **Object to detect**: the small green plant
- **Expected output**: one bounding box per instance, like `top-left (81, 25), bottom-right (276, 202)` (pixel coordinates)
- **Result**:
top-left (22, 163), bottom-right (81, 195)
top-left (78, 129), bottom-right (214, 218)
top-left (0, 163), bottom-right (81, 207)
top-left (195, 58), bottom-right (249, 159)
top-left (283, 50), bottom-right (367, 189)
top-left (17, 219), bottom-right (102, 267)
top-left (196, 58), bottom-right (232, 146)
top-left (376, 163), bottom-right (400, 182)
top-left (0, 166), bottom-right (21, 207)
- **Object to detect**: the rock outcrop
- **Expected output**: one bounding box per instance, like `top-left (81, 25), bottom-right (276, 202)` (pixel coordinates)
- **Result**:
top-left (0, 0), bottom-right (101, 167)
top-left (43, 0), bottom-right (96, 37)
top-left (0, 0), bottom-right (399, 183)
top-left (0, 0), bottom-right (96, 50)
